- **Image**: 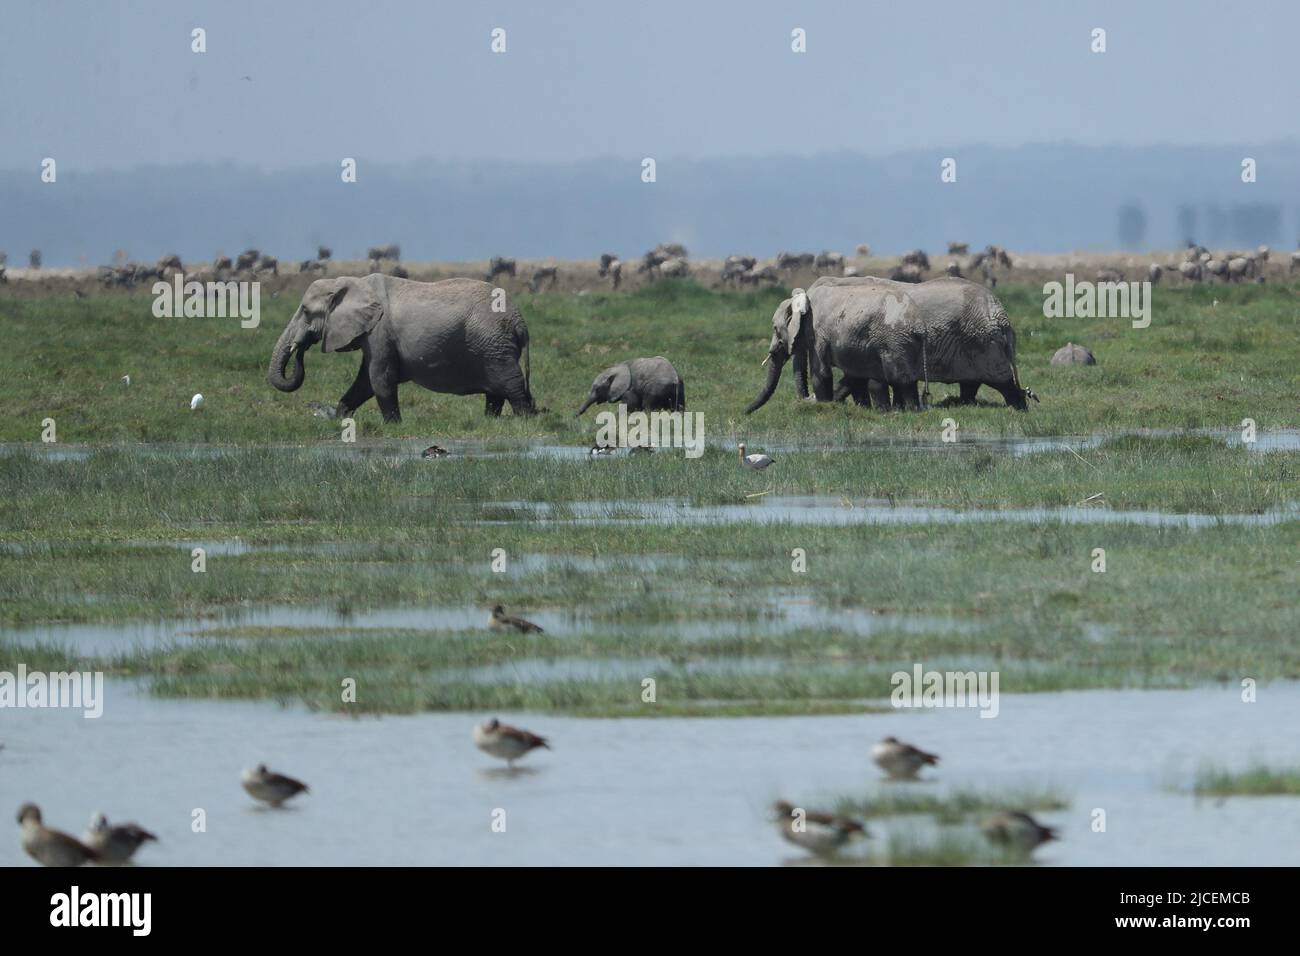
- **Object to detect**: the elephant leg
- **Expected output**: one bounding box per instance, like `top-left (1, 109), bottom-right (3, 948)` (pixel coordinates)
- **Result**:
top-left (893, 382), bottom-right (921, 410)
top-left (868, 380), bottom-right (892, 410)
top-left (336, 363), bottom-right (375, 417)
top-left (498, 365), bottom-right (535, 416)
top-left (993, 380), bottom-right (1028, 411)
top-left (485, 394), bottom-right (506, 416)
top-left (810, 349), bottom-right (834, 402)
top-left (959, 381), bottom-right (980, 404)
top-left (367, 360), bottom-right (401, 423)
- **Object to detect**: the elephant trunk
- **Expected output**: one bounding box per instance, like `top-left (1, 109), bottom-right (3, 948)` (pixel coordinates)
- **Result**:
top-left (745, 350), bottom-right (787, 414)
top-left (575, 393), bottom-right (598, 416)
top-left (793, 339), bottom-right (809, 399)
top-left (268, 318), bottom-right (306, 392)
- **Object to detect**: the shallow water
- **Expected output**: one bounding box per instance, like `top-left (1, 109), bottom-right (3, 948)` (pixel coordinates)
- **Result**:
top-left (3, 426), bottom-right (1296, 463)
top-left (3, 681), bottom-right (1298, 866)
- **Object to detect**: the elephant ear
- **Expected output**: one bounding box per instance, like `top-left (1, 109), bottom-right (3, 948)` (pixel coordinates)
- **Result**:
top-left (322, 276), bottom-right (385, 353)
top-left (784, 288), bottom-right (807, 349)
top-left (606, 365), bottom-right (633, 402)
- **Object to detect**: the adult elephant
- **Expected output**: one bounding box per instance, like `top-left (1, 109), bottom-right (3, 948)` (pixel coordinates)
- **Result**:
top-left (576, 356), bottom-right (685, 415)
top-left (745, 276), bottom-right (1033, 413)
top-left (267, 274), bottom-right (534, 423)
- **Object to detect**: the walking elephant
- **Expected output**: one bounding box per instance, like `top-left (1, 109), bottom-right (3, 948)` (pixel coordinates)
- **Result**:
top-left (745, 276), bottom-right (1033, 414)
top-left (267, 274), bottom-right (534, 423)
top-left (576, 356), bottom-right (685, 415)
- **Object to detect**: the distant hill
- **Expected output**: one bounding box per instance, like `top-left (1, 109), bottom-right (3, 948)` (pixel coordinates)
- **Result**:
top-left (3, 143), bottom-right (1298, 267)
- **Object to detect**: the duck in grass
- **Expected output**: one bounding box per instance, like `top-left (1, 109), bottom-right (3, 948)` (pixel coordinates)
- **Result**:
top-left (83, 813), bottom-right (158, 864)
top-left (17, 804), bottom-right (98, 867)
top-left (980, 811), bottom-right (1058, 854)
top-left (490, 604), bottom-right (544, 633)
top-left (871, 736), bottom-right (940, 780)
top-left (241, 764), bottom-right (310, 808)
top-left (738, 443), bottom-right (774, 469)
top-left (771, 801), bottom-right (867, 856)
top-left (473, 718), bottom-right (551, 767)
top-left (421, 444), bottom-right (449, 459)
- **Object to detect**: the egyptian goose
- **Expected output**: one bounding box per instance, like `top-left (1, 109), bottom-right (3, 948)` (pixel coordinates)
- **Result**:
top-left (490, 605), bottom-right (544, 634)
top-left (473, 718), bottom-right (550, 767)
top-left (871, 736), bottom-right (940, 780)
top-left (83, 813), bottom-right (158, 864)
top-left (981, 811), bottom-right (1058, 853)
top-left (771, 800), bottom-right (867, 856)
top-left (241, 764), bottom-right (310, 807)
top-left (17, 803), bottom-right (98, 867)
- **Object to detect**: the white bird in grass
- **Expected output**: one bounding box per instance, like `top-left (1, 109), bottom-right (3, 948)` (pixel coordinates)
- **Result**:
top-left (738, 443), bottom-right (774, 469)
top-left (190, 393), bottom-right (204, 410)
top-left (121, 375), bottom-right (130, 386)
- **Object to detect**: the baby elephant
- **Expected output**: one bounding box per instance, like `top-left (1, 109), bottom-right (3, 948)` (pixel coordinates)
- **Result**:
top-left (576, 356), bottom-right (685, 415)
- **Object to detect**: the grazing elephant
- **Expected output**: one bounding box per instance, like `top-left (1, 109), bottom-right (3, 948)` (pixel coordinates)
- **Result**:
top-left (576, 356), bottom-right (685, 415)
top-left (268, 274), bottom-right (534, 423)
top-left (746, 276), bottom-right (1033, 414)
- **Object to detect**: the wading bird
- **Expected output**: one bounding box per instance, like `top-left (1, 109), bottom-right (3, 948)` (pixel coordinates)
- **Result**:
top-left (16, 804), bottom-right (98, 867)
top-left (83, 813), bottom-right (158, 864)
top-left (490, 605), bottom-right (544, 633)
top-left (738, 443), bottom-right (774, 469)
top-left (771, 801), bottom-right (867, 856)
top-left (241, 765), bottom-right (310, 808)
top-left (981, 810), bottom-right (1058, 854)
top-left (421, 445), bottom-right (449, 459)
top-left (590, 443), bottom-right (617, 456)
top-left (871, 736), bottom-right (940, 780)
top-left (473, 718), bottom-right (550, 767)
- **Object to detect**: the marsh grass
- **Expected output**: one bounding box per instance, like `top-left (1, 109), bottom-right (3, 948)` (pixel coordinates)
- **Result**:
top-left (1193, 765), bottom-right (1300, 797)
top-left (833, 786), bottom-right (1068, 824)
top-left (0, 280), bottom-right (1295, 444)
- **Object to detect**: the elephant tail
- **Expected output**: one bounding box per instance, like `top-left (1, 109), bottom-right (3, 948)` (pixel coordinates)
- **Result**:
top-left (524, 337), bottom-right (532, 402)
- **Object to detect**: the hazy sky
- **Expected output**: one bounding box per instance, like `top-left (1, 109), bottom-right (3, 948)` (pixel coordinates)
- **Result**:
top-left (2, 0), bottom-right (1297, 172)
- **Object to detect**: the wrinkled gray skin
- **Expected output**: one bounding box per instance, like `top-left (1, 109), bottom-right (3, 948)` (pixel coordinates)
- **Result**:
top-left (576, 356), bottom-right (685, 415)
top-left (268, 274), bottom-right (533, 423)
top-left (746, 276), bottom-right (1030, 414)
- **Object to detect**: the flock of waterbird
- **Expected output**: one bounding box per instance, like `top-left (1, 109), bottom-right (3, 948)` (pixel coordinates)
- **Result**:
top-left (772, 736), bottom-right (1057, 860)
top-left (15, 604), bottom-right (1057, 865)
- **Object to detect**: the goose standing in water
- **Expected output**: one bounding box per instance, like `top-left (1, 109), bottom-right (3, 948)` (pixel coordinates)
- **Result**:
top-left (473, 718), bottom-right (550, 767)
top-left (490, 605), bottom-right (544, 633)
top-left (241, 764), bottom-right (310, 807)
top-left (83, 813), bottom-right (158, 864)
top-left (16, 803), bottom-right (98, 867)
top-left (871, 736), bottom-right (940, 780)
top-left (771, 801), bottom-right (867, 856)
top-left (739, 443), bottom-right (774, 469)
top-left (981, 811), bottom-right (1058, 854)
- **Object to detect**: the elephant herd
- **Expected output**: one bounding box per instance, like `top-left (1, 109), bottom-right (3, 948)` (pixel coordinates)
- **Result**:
top-left (267, 272), bottom-right (1035, 425)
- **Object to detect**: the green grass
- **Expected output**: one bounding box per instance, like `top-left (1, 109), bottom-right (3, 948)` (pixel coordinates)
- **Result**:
top-left (833, 786), bottom-right (1068, 824)
top-left (0, 281), bottom-right (1295, 715)
top-left (1193, 765), bottom-right (1300, 797)
top-left (0, 280), bottom-right (1296, 443)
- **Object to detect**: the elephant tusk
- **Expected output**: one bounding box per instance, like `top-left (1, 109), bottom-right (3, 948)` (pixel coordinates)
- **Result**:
top-left (761, 354), bottom-right (770, 367)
